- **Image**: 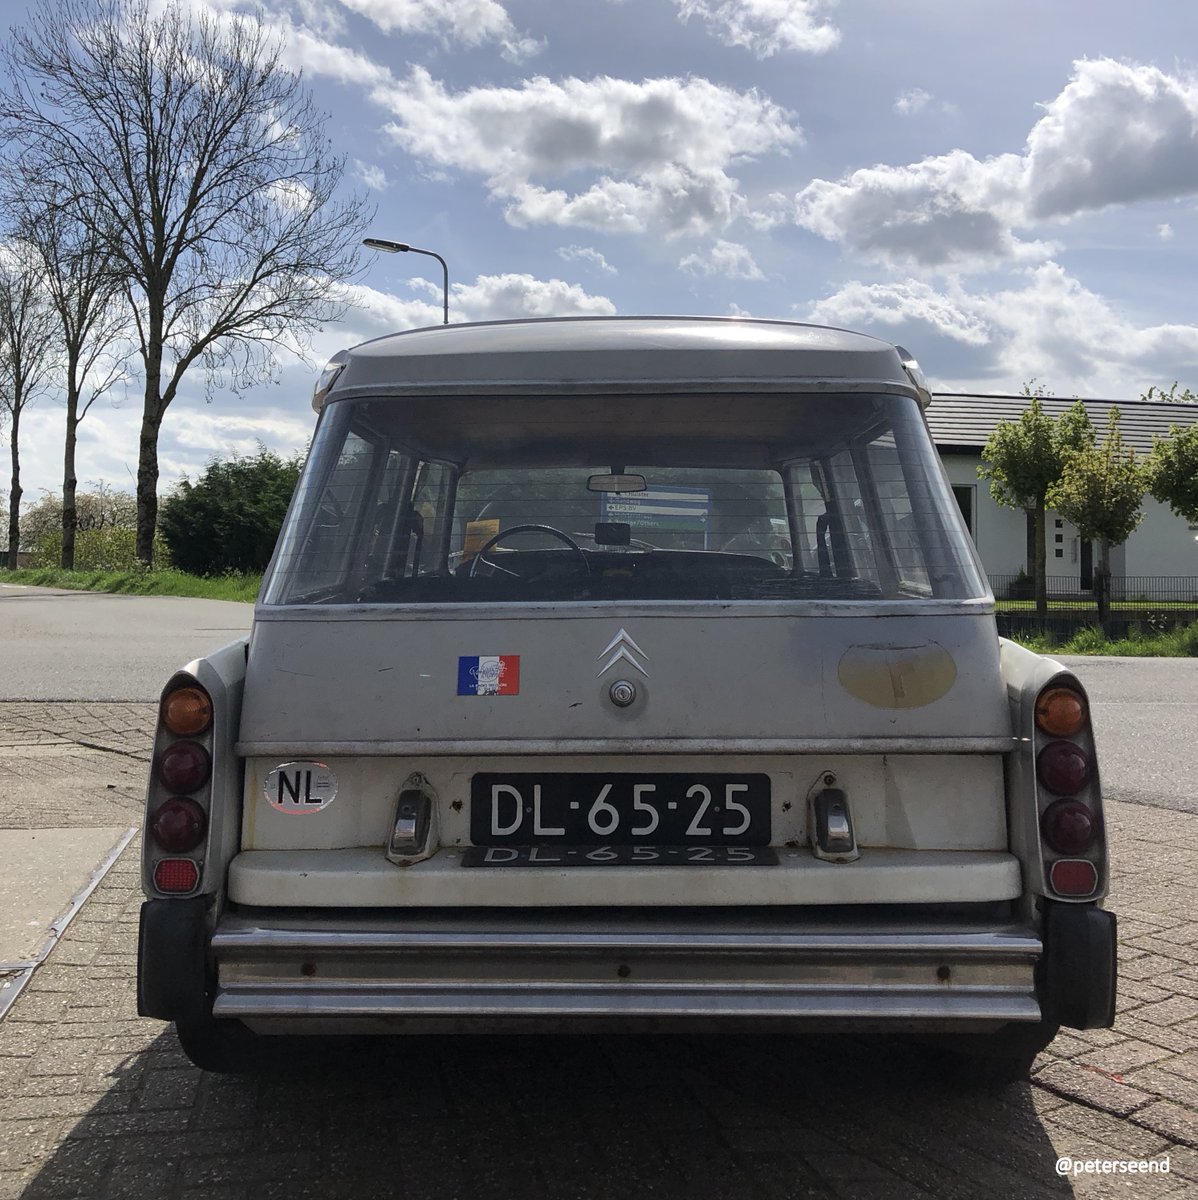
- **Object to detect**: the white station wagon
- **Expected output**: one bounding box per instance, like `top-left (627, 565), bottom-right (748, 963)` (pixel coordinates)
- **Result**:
top-left (136, 316), bottom-right (1117, 1081)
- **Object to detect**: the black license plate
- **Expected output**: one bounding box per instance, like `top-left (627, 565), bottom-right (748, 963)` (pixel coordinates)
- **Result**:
top-left (461, 845), bottom-right (778, 867)
top-left (469, 773), bottom-right (771, 846)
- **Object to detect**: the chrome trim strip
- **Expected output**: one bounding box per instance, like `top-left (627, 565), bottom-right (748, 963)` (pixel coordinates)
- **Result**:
top-left (236, 736), bottom-right (1018, 757)
top-left (252, 598), bottom-right (997, 621)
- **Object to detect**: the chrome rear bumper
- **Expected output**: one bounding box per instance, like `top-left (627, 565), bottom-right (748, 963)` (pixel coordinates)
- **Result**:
top-left (210, 909), bottom-right (1043, 1032)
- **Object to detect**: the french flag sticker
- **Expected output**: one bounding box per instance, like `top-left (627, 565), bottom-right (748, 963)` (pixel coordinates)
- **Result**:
top-left (457, 655), bottom-right (520, 696)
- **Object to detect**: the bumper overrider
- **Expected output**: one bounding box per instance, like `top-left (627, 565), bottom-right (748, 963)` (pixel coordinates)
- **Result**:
top-left (138, 901), bottom-right (1116, 1034)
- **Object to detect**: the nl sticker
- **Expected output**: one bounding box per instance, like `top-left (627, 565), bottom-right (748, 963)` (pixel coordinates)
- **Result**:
top-left (458, 655), bottom-right (520, 696)
top-left (265, 762), bottom-right (338, 813)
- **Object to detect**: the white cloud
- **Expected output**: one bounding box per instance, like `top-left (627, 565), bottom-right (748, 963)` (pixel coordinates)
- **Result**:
top-left (1159, 223), bottom-right (1175, 241)
top-left (794, 59), bottom-right (1198, 271)
top-left (557, 245), bottom-right (617, 274)
top-left (333, 0), bottom-right (541, 60)
top-left (354, 160), bottom-right (389, 190)
top-left (673, 0), bottom-right (840, 58)
top-left (807, 263), bottom-right (1198, 396)
top-left (894, 88), bottom-right (932, 116)
top-left (680, 239), bottom-right (764, 280)
top-left (379, 69), bottom-right (800, 237)
top-left (794, 149), bottom-right (1048, 269)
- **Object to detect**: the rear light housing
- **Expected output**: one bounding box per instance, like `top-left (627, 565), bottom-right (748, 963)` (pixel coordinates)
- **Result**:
top-left (146, 679), bottom-right (215, 897)
top-left (1031, 676), bottom-right (1105, 902)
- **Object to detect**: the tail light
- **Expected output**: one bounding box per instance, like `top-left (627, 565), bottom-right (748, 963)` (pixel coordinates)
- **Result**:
top-left (151, 797), bottom-right (208, 852)
top-left (1035, 686), bottom-right (1087, 737)
top-left (153, 858), bottom-right (199, 893)
top-left (1050, 859), bottom-right (1098, 897)
top-left (158, 741), bottom-right (211, 793)
top-left (161, 685), bottom-right (212, 736)
top-left (1041, 799), bottom-right (1098, 854)
top-left (1037, 740), bottom-right (1091, 795)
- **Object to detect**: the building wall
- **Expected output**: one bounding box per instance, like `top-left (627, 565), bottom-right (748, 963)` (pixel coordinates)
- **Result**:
top-left (938, 453), bottom-right (1195, 591)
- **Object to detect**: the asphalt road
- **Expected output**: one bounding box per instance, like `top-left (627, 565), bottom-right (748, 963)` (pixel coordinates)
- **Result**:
top-left (0, 584), bottom-right (253, 701)
top-left (1059, 655), bottom-right (1198, 815)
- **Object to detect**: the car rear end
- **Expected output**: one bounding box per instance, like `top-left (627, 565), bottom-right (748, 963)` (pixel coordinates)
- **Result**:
top-left (136, 317), bottom-right (1116, 1073)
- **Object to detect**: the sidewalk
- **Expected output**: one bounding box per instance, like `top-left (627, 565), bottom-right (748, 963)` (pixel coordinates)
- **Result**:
top-left (1, 701), bottom-right (1196, 1199)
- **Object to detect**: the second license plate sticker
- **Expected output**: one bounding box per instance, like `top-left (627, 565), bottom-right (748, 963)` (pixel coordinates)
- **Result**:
top-left (461, 845), bottom-right (779, 867)
top-left (470, 773), bottom-right (771, 846)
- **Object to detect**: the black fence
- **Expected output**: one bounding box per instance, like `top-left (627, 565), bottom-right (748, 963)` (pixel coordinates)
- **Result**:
top-left (988, 575), bottom-right (1198, 606)
top-left (988, 575), bottom-right (1198, 641)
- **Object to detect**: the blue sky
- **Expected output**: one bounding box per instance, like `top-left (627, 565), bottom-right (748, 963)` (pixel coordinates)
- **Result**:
top-left (12, 0), bottom-right (1198, 506)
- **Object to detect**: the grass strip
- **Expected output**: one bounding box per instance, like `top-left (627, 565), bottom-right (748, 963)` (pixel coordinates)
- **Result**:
top-left (0, 567), bottom-right (261, 603)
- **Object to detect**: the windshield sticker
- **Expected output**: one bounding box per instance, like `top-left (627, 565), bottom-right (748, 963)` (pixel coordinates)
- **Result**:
top-left (264, 762), bottom-right (338, 813)
top-left (458, 655), bottom-right (520, 696)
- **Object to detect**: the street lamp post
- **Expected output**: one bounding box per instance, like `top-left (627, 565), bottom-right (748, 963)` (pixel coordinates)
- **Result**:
top-left (362, 238), bottom-right (449, 325)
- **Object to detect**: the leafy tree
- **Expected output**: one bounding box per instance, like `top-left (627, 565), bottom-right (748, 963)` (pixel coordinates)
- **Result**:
top-left (159, 448), bottom-right (302, 576)
top-left (1141, 382), bottom-right (1198, 404)
top-left (1147, 425), bottom-right (1198, 525)
top-left (21, 484), bottom-right (137, 543)
top-left (2, 0), bottom-right (368, 564)
top-left (1048, 408), bottom-right (1147, 625)
top-left (0, 241), bottom-right (57, 567)
top-left (978, 395), bottom-right (1093, 618)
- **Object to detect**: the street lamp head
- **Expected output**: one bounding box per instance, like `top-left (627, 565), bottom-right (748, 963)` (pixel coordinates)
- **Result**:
top-left (363, 238), bottom-right (411, 253)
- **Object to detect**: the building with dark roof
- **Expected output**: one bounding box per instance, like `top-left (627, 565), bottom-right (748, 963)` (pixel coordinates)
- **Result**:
top-left (927, 395), bottom-right (1198, 592)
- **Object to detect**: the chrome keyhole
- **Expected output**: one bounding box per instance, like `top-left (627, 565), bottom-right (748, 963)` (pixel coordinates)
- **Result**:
top-left (609, 679), bottom-right (637, 707)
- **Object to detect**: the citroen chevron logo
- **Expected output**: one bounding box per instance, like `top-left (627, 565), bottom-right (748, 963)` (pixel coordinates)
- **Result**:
top-left (596, 628), bottom-right (649, 678)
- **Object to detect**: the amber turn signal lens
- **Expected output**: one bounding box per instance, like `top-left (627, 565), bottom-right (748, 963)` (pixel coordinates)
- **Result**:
top-left (1035, 686), bottom-right (1087, 737)
top-left (161, 685), bottom-right (212, 736)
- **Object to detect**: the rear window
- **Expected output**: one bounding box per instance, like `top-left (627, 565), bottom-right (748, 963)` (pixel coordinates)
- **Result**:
top-left (263, 392), bottom-right (986, 605)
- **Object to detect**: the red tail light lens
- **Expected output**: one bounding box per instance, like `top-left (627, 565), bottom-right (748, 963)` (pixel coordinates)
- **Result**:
top-left (157, 741), bottom-right (211, 793)
top-left (1035, 686), bottom-right (1087, 737)
top-left (1050, 858), bottom-right (1098, 897)
top-left (153, 858), bottom-right (199, 894)
top-left (161, 685), bottom-right (213, 736)
top-left (150, 797), bottom-right (207, 852)
top-left (1041, 799), bottom-right (1098, 854)
top-left (1037, 740), bottom-right (1091, 795)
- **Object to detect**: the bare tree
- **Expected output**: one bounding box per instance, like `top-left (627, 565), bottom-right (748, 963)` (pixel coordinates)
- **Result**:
top-left (11, 191), bottom-right (129, 568)
top-left (0, 242), bottom-right (58, 568)
top-left (2, 0), bottom-right (369, 563)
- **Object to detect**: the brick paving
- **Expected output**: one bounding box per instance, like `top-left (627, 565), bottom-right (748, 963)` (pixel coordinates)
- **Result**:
top-left (0, 702), bottom-right (1195, 1198)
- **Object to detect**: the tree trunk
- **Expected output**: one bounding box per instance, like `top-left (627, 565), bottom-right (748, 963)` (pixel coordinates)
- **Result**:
top-left (7, 407), bottom-right (21, 570)
top-left (135, 401), bottom-right (162, 566)
top-left (1033, 497), bottom-right (1047, 620)
top-left (1096, 537), bottom-right (1112, 633)
top-left (61, 378), bottom-right (79, 569)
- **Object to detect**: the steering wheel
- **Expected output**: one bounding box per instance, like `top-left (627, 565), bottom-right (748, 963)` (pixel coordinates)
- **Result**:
top-left (468, 524), bottom-right (590, 578)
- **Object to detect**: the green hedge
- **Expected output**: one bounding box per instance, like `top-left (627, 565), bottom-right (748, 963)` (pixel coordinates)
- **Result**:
top-left (32, 527), bottom-right (170, 571)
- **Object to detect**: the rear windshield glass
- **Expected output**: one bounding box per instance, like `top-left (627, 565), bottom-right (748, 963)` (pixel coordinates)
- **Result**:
top-left (263, 392), bottom-right (987, 605)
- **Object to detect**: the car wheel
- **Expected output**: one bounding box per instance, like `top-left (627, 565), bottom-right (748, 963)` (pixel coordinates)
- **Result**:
top-left (939, 1020), bottom-right (1060, 1087)
top-left (174, 1014), bottom-right (265, 1074)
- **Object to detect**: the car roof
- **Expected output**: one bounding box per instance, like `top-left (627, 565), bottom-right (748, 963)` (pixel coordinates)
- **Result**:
top-left (318, 315), bottom-right (925, 410)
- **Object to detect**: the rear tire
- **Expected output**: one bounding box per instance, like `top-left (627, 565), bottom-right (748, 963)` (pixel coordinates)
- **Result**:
top-left (940, 1020), bottom-right (1060, 1087)
top-left (174, 1014), bottom-right (266, 1074)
